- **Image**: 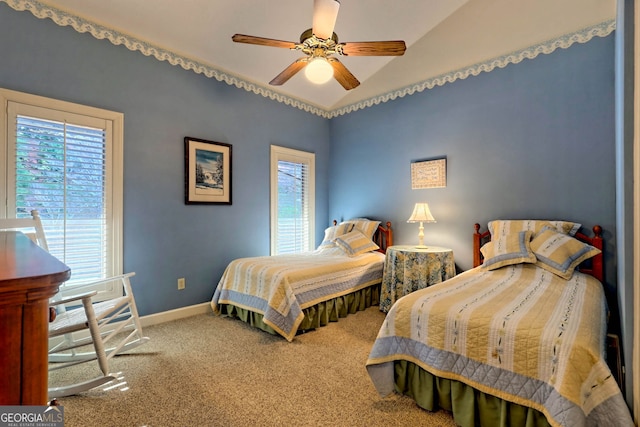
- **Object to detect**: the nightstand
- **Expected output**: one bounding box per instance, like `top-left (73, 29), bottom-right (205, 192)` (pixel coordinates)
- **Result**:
top-left (379, 245), bottom-right (455, 313)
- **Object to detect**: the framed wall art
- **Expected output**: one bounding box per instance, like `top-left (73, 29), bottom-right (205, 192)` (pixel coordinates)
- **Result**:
top-left (411, 157), bottom-right (446, 189)
top-left (184, 137), bottom-right (232, 204)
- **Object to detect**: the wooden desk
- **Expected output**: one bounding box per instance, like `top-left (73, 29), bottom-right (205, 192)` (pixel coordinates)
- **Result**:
top-left (0, 231), bottom-right (70, 405)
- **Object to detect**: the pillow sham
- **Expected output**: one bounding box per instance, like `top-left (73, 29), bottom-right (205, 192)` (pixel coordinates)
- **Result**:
top-left (488, 219), bottom-right (581, 238)
top-left (317, 223), bottom-right (354, 250)
top-left (340, 218), bottom-right (380, 240)
top-left (480, 230), bottom-right (536, 270)
top-left (530, 227), bottom-right (601, 280)
top-left (334, 230), bottom-right (380, 256)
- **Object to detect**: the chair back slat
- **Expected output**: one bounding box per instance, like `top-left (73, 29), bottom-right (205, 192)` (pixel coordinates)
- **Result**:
top-left (0, 210), bottom-right (49, 251)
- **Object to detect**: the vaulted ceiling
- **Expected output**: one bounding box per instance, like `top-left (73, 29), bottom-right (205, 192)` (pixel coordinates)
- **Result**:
top-left (27, 0), bottom-right (616, 116)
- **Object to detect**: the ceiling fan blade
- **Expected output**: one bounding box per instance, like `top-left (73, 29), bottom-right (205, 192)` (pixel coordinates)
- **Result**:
top-left (312, 0), bottom-right (340, 39)
top-left (340, 41), bottom-right (407, 56)
top-left (269, 58), bottom-right (308, 86)
top-left (328, 58), bottom-right (360, 90)
top-left (232, 34), bottom-right (297, 49)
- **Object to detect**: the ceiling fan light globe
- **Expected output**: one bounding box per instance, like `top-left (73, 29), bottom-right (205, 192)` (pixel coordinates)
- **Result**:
top-left (305, 58), bottom-right (333, 84)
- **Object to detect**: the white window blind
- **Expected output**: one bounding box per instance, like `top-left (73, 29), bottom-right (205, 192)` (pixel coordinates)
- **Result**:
top-left (1, 89), bottom-right (123, 296)
top-left (14, 114), bottom-right (109, 284)
top-left (270, 146), bottom-right (315, 255)
top-left (277, 159), bottom-right (309, 253)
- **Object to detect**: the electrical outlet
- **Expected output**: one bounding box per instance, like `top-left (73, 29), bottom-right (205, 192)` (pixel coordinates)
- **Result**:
top-left (177, 277), bottom-right (186, 290)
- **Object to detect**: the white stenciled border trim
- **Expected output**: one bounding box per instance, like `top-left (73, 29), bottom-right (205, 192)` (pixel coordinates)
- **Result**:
top-left (2, 0), bottom-right (327, 116)
top-left (329, 19), bottom-right (616, 118)
top-left (3, 0), bottom-right (615, 119)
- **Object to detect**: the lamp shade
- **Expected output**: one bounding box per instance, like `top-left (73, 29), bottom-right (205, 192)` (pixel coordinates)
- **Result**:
top-left (305, 57), bottom-right (334, 84)
top-left (407, 203), bottom-right (436, 223)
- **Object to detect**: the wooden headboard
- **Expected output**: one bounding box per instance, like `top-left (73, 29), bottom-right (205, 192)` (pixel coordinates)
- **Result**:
top-left (473, 223), bottom-right (604, 283)
top-left (374, 222), bottom-right (393, 254)
top-left (332, 220), bottom-right (393, 253)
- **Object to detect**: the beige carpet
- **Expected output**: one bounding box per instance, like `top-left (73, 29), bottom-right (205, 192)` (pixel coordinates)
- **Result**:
top-left (50, 307), bottom-right (457, 427)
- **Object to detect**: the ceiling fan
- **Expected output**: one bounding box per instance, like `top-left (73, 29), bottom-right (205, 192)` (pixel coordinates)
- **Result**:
top-left (232, 0), bottom-right (406, 90)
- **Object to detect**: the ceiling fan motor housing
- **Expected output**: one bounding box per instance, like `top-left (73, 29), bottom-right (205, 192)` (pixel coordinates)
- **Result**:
top-left (298, 29), bottom-right (340, 58)
top-left (300, 28), bottom-right (338, 43)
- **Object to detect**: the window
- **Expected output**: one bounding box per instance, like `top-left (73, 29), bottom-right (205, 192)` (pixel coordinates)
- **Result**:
top-left (1, 88), bottom-right (123, 295)
top-left (270, 145), bottom-right (315, 255)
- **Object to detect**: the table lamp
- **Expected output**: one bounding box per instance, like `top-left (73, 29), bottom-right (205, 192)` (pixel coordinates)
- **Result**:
top-left (407, 203), bottom-right (436, 248)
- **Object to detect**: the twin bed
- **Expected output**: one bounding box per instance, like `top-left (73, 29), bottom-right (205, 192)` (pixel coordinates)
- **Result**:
top-left (210, 218), bottom-right (392, 341)
top-left (211, 217), bottom-right (632, 426)
top-left (366, 219), bottom-right (633, 426)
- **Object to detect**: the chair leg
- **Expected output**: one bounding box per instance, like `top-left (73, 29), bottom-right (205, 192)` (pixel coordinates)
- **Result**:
top-left (49, 297), bottom-right (150, 364)
top-left (47, 299), bottom-right (115, 398)
top-left (47, 272), bottom-right (149, 397)
top-left (82, 297), bottom-right (110, 376)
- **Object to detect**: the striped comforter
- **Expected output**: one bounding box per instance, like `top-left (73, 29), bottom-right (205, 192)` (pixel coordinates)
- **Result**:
top-left (211, 250), bottom-right (385, 341)
top-left (366, 264), bottom-right (633, 426)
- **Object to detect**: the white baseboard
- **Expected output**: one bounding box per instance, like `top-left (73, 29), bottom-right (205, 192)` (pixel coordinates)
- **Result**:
top-left (140, 302), bottom-right (212, 328)
top-left (50, 302), bottom-right (212, 345)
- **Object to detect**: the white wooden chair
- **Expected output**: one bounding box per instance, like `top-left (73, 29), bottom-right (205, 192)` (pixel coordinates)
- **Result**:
top-left (0, 210), bottom-right (149, 398)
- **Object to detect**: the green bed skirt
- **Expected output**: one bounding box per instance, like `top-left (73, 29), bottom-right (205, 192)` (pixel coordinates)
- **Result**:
top-left (217, 283), bottom-right (380, 337)
top-left (394, 360), bottom-right (552, 427)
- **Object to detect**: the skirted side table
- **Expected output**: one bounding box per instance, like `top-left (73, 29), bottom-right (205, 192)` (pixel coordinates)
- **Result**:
top-left (380, 245), bottom-right (455, 313)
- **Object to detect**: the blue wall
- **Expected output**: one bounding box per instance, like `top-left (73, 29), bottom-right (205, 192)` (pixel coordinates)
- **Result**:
top-left (329, 35), bottom-right (617, 291)
top-left (0, 4), bottom-right (330, 315)
top-left (1, 5), bottom-right (617, 322)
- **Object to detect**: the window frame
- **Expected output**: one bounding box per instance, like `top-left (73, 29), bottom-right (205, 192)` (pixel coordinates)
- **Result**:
top-left (269, 145), bottom-right (315, 255)
top-left (0, 88), bottom-right (124, 296)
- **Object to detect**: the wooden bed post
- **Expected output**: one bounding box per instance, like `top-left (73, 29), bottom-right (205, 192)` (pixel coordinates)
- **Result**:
top-left (590, 225), bottom-right (604, 283)
top-left (384, 221), bottom-right (393, 247)
top-left (573, 225), bottom-right (604, 283)
top-left (473, 223), bottom-right (483, 268)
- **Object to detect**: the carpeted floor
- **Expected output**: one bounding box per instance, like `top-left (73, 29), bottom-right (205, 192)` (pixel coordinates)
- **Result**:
top-left (49, 307), bottom-right (457, 427)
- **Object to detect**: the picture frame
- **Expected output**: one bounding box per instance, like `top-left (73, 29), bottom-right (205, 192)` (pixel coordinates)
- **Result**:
top-left (411, 157), bottom-right (447, 189)
top-left (184, 137), bottom-right (232, 204)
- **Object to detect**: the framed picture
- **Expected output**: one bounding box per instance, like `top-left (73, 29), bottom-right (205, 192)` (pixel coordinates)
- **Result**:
top-left (184, 137), bottom-right (232, 204)
top-left (411, 158), bottom-right (446, 189)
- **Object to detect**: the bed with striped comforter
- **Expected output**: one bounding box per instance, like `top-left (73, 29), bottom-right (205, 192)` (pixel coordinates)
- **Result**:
top-left (211, 250), bottom-right (385, 341)
top-left (366, 263), bottom-right (632, 426)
